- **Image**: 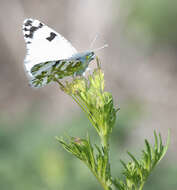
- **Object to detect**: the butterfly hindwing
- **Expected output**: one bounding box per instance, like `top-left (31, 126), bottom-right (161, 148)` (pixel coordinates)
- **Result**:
top-left (30, 60), bottom-right (84, 88)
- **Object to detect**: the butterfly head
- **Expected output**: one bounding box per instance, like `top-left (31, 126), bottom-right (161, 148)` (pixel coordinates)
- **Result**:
top-left (85, 51), bottom-right (95, 62)
top-left (73, 51), bottom-right (95, 63)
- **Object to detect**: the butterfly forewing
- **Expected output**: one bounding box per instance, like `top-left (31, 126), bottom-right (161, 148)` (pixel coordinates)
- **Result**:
top-left (23, 18), bottom-right (95, 88)
top-left (23, 18), bottom-right (77, 77)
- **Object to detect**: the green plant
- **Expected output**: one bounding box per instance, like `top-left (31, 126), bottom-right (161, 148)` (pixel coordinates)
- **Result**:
top-left (30, 57), bottom-right (170, 190)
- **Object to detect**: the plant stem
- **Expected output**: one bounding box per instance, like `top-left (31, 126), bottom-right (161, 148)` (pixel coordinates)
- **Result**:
top-left (139, 182), bottom-right (145, 190)
top-left (55, 79), bottom-right (99, 133)
top-left (55, 78), bottom-right (112, 190)
top-left (101, 134), bottom-right (109, 149)
top-left (71, 95), bottom-right (98, 131)
top-left (85, 162), bottom-right (111, 190)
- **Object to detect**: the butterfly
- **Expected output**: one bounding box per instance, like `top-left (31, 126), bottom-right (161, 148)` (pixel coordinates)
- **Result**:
top-left (22, 18), bottom-right (98, 88)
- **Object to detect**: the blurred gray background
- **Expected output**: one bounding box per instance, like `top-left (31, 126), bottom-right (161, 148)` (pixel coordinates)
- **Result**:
top-left (0, 0), bottom-right (177, 190)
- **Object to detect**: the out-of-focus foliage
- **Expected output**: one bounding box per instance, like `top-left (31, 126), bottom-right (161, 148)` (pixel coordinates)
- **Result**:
top-left (121, 0), bottom-right (177, 45)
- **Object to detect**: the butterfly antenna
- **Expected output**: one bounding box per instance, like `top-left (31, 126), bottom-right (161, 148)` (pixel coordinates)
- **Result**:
top-left (90, 34), bottom-right (99, 49)
top-left (92, 44), bottom-right (108, 52)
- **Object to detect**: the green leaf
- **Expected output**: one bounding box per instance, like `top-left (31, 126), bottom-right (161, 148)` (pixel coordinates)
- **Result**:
top-left (127, 152), bottom-right (140, 169)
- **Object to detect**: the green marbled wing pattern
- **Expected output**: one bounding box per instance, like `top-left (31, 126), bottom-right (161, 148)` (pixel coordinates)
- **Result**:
top-left (30, 60), bottom-right (83, 88)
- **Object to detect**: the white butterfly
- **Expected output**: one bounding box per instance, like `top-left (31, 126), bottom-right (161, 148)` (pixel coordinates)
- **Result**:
top-left (23, 18), bottom-right (106, 87)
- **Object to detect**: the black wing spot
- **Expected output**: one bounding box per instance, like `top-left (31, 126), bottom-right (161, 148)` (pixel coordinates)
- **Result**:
top-left (30, 26), bottom-right (38, 33)
top-left (24, 20), bottom-right (32, 26)
top-left (53, 61), bottom-right (60, 67)
top-left (39, 23), bottom-right (43, 28)
top-left (24, 21), bottom-right (44, 39)
top-left (23, 27), bottom-right (29, 31)
top-left (46, 32), bottom-right (57, 41)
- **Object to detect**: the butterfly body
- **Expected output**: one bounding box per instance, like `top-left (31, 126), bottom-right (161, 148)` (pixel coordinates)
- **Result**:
top-left (69, 51), bottom-right (95, 76)
top-left (23, 18), bottom-right (95, 87)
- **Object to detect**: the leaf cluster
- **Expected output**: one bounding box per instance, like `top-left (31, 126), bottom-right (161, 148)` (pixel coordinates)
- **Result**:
top-left (113, 131), bottom-right (170, 190)
top-left (63, 60), bottom-right (118, 141)
top-left (57, 135), bottom-right (112, 190)
top-left (55, 58), bottom-right (169, 190)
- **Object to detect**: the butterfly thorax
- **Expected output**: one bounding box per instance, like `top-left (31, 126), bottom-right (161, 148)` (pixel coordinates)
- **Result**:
top-left (70, 51), bottom-right (95, 76)
top-left (70, 51), bottom-right (95, 62)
